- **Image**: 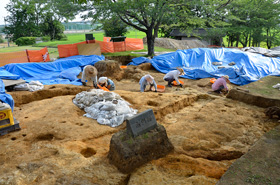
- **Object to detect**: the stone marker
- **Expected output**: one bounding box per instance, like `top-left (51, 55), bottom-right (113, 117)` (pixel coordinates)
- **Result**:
top-left (108, 109), bottom-right (174, 174)
top-left (126, 109), bottom-right (157, 137)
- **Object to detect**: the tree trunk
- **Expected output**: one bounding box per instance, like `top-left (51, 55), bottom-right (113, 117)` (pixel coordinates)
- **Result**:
top-left (146, 28), bottom-right (155, 56)
top-left (235, 34), bottom-right (239, 47)
top-left (249, 33), bottom-right (251, 47)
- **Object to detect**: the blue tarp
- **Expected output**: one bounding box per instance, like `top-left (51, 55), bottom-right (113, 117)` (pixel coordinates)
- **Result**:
top-left (2, 55), bottom-right (105, 85)
top-left (128, 48), bottom-right (280, 85)
top-left (0, 68), bottom-right (20, 80)
top-left (0, 80), bottom-right (14, 111)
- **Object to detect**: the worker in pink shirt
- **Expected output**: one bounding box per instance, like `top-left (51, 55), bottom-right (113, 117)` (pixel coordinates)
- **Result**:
top-left (212, 75), bottom-right (230, 94)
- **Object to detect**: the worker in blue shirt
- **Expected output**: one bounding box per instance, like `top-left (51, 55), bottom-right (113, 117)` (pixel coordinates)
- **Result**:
top-left (139, 74), bottom-right (157, 92)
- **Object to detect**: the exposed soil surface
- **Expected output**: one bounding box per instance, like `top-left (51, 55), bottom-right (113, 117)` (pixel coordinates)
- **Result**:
top-left (1, 67), bottom-right (280, 184)
top-left (143, 37), bottom-right (207, 50)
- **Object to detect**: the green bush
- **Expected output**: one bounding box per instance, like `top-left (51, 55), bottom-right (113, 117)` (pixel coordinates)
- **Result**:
top-left (0, 37), bottom-right (4, 43)
top-left (42, 36), bottom-right (51, 42)
top-left (57, 33), bottom-right (68, 41)
top-left (15, 37), bottom-right (36, 46)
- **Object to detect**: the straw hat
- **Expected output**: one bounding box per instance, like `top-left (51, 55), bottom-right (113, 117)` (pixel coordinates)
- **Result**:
top-left (177, 68), bottom-right (185, 75)
top-left (223, 75), bottom-right (230, 82)
top-left (85, 65), bottom-right (97, 75)
top-left (223, 75), bottom-right (229, 80)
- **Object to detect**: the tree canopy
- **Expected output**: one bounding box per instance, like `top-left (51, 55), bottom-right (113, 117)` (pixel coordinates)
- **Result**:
top-left (75, 0), bottom-right (234, 56)
top-left (4, 0), bottom-right (86, 41)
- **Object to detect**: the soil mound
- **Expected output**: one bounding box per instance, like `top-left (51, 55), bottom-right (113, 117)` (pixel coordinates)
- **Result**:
top-left (94, 60), bottom-right (124, 81)
top-left (143, 37), bottom-right (207, 50)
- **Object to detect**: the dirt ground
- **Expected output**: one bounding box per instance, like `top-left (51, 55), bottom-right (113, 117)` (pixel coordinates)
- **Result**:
top-left (0, 66), bottom-right (279, 185)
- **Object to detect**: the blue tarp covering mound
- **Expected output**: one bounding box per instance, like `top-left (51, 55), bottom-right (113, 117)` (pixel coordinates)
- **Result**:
top-left (0, 80), bottom-right (14, 111)
top-left (128, 48), bottom-right (280, 85)
top-left (2, 55), bottom-right (105, 85)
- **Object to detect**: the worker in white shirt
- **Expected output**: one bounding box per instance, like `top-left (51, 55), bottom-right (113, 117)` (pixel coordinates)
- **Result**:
top-left (139, 74), bottom-right (157, 92)
top-left (163, 68), bottom-right (185, 87)
top-left (81, 65), bottom-right (98, 87)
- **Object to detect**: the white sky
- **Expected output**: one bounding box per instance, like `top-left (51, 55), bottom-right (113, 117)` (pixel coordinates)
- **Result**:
top-left (0, 0), bottom-right (9, 25)
top-left (0, 0), bottom-right (86, 25)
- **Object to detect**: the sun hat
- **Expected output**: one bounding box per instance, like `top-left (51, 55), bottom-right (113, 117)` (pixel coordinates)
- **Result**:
top-left (177, 67), bottom-right (185, 75)
top-left (223, 75), bottom-right (229, 80)
top-left (85, 65), bottom-right (97, 75)
top-left (98, 77), bottom-right (107, 84)
top-left (145, 74), bottom-right (154, 83)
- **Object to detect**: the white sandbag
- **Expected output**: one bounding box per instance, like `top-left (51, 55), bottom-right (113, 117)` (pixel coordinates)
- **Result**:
top-left (73, 89), bottom-right (137, 127)
top-left (14, 81), bottom-right (44, 92)
top-left (272, 83), bottom-right (280, 90)
top-left (14, 83), bottom-right (30, 91)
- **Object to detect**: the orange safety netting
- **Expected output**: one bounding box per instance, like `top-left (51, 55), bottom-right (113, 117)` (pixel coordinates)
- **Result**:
top-left (57, 38), bottom-right (144, 57)
top-left (95, 40), bottom-right (114, 53)
top-left (125, 38), bottom-right (144, 51)
top-left (0, 51), bottom-right (29, 67)
top-left (26, 47), bottom-right (50, 62)
top-left (57, 41), bottom-right (87, 58)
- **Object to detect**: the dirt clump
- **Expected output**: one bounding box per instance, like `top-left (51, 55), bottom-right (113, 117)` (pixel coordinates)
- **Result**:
top-left (94, 60), bottom-right (124, 80)
top-left (138, 63), bottom-right (153, 71)
top-left (265, 106), bottom-right (280, 119)
top-left (106, 56), bottom-right (136, 65)
top-left (122, 66), bottom-right (146, 81)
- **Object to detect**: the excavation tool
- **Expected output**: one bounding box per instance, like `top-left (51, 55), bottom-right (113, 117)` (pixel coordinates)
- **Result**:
top-left (0, 102), bottom-right (20, 136)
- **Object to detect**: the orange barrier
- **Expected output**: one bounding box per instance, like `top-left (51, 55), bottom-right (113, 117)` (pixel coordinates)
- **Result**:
top-left (0, 51), bottom-right (29, 67)
top-left (95, 40), bottom-right (114, 53)
top-left (172, 80), bottom-right (184, 86)
top-left (125, 38), bottom-right (144, 51)
top-left (57, 38), bottom-right (144, 57)
top-left (210, 78), bottom-right (216, 84)
top-left (113, 42), bottom-right (126, 52)
top-left (57, 41), bottom-right (86, 58)
top-left (86, 40), bottom-right (95, 44)
top-left (103, 37), bottom-right (111, 42)
top-left (26, 47), bottom-right (50, 62)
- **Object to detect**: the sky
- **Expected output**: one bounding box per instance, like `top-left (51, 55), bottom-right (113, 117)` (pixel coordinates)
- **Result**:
top-left (0, 0), bottom-right (86, 25)
top-left (0, 0), bottom-right (9, 25)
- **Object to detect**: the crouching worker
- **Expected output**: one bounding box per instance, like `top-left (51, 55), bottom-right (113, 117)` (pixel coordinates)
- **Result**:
top-left (139, 74), bottom-right (157, 92)
top-left (163, 67), bottom-right (185, 87)
top-left (212, 75), bottom-right (230, 94)
top-left (98, 77), bottom-right (115, 91)
top-left (81, 65), bottom-right (98, 87)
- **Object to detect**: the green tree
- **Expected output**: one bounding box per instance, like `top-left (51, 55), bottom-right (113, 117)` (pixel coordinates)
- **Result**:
top-left (4, 0), bottom-right (85, 42)
top-left (102, 16), bottom-right (128, 37)
top-left (79, 0), bottom-right (170, 56)
top-left (41, 12), bottom-right (65, 40)
top-left (226, 0), bottom-right (280, 48)
top-left (4, 1), bottom-right (41, 42)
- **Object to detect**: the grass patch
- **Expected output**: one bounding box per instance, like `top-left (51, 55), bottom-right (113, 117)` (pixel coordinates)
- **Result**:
top-left (33, 30), bottom-right (147, 48)
top-left (245, 174), bottom-right (272, 185)
top-left (242, 76), bottom-right (280, 99)
top-left (223, 37), bottom-right (269, 48)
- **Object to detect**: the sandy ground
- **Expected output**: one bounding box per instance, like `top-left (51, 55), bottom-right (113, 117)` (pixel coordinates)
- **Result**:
top-left (0, 68), bottom-right (279, 185)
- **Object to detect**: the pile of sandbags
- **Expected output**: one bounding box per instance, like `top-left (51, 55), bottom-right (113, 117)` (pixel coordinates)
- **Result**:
top-left (73, 89), bottom-right (137, 127)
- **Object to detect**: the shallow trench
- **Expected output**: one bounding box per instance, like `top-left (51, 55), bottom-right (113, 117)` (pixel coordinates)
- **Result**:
top-left (1, 86), bottom-right (279, 185)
